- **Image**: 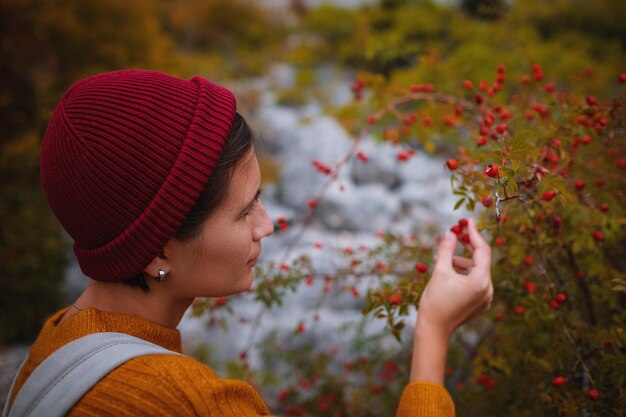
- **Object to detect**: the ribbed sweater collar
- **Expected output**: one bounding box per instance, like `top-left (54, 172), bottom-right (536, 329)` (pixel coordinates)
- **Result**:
top-left (31, 306), bottom-right (183, 364)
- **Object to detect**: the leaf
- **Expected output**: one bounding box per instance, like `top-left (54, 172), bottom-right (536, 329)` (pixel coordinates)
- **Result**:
top-left (454, 198), bottom-right (466, 210)
top-left (612, 285), bottom-right (626, 293)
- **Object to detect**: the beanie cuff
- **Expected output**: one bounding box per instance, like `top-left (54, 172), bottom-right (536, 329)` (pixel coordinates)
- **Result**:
top-left (73, 77), bottom-right (237, 281)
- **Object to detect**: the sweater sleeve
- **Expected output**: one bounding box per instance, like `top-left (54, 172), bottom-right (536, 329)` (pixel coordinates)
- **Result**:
top-left (396, 382), bottom-right (455, 417)
top-left (69, 354), bottom-right (275, 417)
top-left (69, 354), bottom-right (453, 417)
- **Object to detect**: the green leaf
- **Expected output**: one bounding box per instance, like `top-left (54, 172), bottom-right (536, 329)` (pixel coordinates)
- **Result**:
top-left (454, 198), bottom-right (466, 210)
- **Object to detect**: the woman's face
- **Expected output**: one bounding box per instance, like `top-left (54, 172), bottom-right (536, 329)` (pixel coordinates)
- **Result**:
top-left (162, 150), bottom-right (274, 298)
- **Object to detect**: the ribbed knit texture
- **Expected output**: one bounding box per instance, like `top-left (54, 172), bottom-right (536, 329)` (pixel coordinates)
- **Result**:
top-left (40, 70), bottom-right (237, 281)
top-left (9, 308), bottom-right (455, 417)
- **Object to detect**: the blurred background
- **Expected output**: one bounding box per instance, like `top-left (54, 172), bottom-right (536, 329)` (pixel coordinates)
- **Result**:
top-left (1, 0), bottom-right (625, 412)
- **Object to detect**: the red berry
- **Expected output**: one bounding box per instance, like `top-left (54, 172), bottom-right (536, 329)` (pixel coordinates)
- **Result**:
top-left (551, 215), bottom-right (562, 227)
top-left (484, 378), bottom-right (495, 390)
top-left (552, 376), bottom-right (566, 387)
top-left (544, 82), bottom-right (555, 93)
top-left (356, 150), bottom-right (369, 163)
top-left (494, 313), bottom-right (505, 322)
top-left (388, 293), bottom-right (402, 306)
top-left (482, 197), bottom-right (493, 207)
top-left (523, 255), bottom-right (533, 265)
top-left (555, 293), bottom-right (567, 303)
top-left (458, 218), bottom-right (469, 228)
top-left (598, 203), bottom-right (608, 212)
top-left (474, 94), bottom-right (484, 104)
top-left (477, 135), bottom-right (488, 146)
top-left (446, 159), bottom-right (459, 170)
top-left (576, 271), bottom-right (586, 280)
top-left (463, 80), bottom-right (473, 90)
top-left (550, 300), bottom-right (560, 309)
top-left (367, 114), bottom-right (378, 125)
top-left (478, 80), bottom-right (488, 91)
top-left (451, 224), bottom-right (462, 234)
top-left (484, 163), bottom-right (499, 178)
top-left (495, 237), bottom-right (506, 246)
top-left (574, 180), bottom-right (585, 190)
top-left (582, 134), bottom-right (592, 144)
top-left (586, 389), bottom-right (600, 401)
top-left (370, 385), bottom-right (383, 395)
top-left (308, 199), bottom-right (317, 209)
top-left (460, 233), bottom-right (470, 243)
top-left (495, 123), bottom-right (507, 134)
top-left (592, 230), bottom-right (604, 242)
top-left (514, 305), bottom-right (525, 315)
top-left (595, 178), bottom-right (606, 187)
top-left (477, 373), bottom-right (489, 384)
top-left (403, 113), bottom-right (417, 125)
top-left (415, 263), bottom-right (428, 274)
top-left (542, 191), bottom-right (557, 201)
top-left (620, 73), bottom-right (626, 83)
top-left (523, 281), bottom-right (537, 293)
top-left (586, 96), bottom-right (597, 106)
top-left (616, 158), bottom-right (626, 169)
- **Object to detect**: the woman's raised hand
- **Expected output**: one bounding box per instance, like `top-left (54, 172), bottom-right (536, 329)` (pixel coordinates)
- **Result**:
top-left (409, 218), bottom-right (492, 385)
top-left (418, 218), bottom-right (493, 340)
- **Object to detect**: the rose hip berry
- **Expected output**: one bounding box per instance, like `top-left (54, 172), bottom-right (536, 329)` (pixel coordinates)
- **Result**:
top-left (592, 230), bottom-right (604, 242)
top-left (555, 293), bottom-right (567, 303)
top-left (523, 281), bottom-right (537, 293)
top-left (542, 191), bottom-right (557, 201)
top-left (415, 263), bottom-right (428, 273)
top-left (552, 376), bottom-right (566, 387)
top-left (586, 389), bottom-right (600, 401)
top-left (388, 293), bottom-right (402, 306)
top-left (447, 159), bottom-right (459, 170)
top-left (484, 163), bottom-right (499, 178)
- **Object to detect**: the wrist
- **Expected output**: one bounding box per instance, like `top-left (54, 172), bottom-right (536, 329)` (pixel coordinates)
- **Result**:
top-left (416, 316), bottom-right (453, 343)
top-left (410, 320), bottom-right (451, 384)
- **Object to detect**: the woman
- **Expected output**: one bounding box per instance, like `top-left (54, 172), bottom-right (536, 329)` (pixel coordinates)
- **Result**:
top-left (5, 70), bottom-right (492, 416)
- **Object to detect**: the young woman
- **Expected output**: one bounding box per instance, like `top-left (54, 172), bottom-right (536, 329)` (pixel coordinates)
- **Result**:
top-left (4, 70), bottom-right (492, 416)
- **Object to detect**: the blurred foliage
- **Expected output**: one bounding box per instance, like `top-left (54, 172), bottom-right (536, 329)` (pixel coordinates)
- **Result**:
top-left (285, 0), bottom-right (625, 106)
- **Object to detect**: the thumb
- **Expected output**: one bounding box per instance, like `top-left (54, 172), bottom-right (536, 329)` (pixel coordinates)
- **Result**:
top-left (434, 231), bottom-right (457, 270)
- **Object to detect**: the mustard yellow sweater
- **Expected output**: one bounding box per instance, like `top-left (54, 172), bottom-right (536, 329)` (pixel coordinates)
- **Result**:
top-left (9, 307), bottom-right (455, 416)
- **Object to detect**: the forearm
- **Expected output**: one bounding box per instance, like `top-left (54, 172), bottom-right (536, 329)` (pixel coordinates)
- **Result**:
top-left (409, 321), bottom-right (450, 385)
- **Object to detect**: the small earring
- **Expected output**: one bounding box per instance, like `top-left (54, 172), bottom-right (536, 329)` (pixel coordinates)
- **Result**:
top-left (155, 269), bottom-right (166, 283)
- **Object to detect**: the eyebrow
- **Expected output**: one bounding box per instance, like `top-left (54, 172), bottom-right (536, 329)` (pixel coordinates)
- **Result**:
top-left (240, 188), bottom-right (262, 216)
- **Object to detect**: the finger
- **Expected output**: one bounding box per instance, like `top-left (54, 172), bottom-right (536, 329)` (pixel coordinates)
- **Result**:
top-left (467, 218), bottom-right (491, 270)
top-left (434, 231), bottom-right (458, 271)
top-left (452, 256), bottom-right (474, 269)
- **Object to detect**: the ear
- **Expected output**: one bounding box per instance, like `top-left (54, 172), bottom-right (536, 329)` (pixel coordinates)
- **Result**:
top-left (143, 249), bottom-right (169, 278)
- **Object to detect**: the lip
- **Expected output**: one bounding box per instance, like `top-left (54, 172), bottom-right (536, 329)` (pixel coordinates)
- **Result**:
top-left (247, 257), bottom-right (259, 267)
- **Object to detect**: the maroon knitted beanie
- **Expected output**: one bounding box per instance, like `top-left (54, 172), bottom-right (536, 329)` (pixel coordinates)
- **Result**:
top-left (40, 69), bottom-right (237, 282)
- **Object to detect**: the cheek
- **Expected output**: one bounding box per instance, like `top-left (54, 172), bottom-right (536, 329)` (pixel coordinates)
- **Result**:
top-left (199, 224), bottom-right (251, 264)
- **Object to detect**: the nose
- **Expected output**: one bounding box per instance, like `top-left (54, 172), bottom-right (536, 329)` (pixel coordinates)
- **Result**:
top-left (252, 200), bottom-right (274, 241)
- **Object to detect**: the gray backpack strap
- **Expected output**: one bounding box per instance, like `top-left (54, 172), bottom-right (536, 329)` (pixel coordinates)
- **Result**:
top-left (3, 332), bottom-right (180, 417)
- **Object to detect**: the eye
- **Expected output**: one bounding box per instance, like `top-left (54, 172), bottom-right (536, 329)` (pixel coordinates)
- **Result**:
top-left (242, 189), bottom-right (263, 217)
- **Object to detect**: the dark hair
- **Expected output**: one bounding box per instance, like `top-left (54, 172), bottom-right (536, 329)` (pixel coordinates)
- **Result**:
top-left (123, 113), bottom-right (255, 292)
